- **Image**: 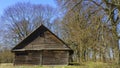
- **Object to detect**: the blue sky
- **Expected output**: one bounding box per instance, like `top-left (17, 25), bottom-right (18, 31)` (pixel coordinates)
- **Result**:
top-left (0, 0), bottom-right (56, 15)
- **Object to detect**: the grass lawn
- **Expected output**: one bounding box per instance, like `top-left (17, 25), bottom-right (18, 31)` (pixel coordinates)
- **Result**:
top-left (0, 62), bottom-right (119, 68)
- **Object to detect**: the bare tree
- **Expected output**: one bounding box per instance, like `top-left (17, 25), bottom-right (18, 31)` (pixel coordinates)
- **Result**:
top-left (1, 2), bottom-right (56, 44)
top-left (55, 0), bottom-right (118, 64)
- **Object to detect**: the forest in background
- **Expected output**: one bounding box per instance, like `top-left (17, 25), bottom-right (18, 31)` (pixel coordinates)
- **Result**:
top-left (0, 0), bottom-right (120, 65)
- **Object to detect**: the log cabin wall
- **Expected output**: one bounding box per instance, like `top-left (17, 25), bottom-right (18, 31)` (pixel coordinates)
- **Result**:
top-left (14, 50), bottom-right (69, 65)
top-left (14, 52), bottom-right (28, 65)
top-left (42, 50), bottom-right (69, 65)
top-left (14, 51), bottom-right (42, 65)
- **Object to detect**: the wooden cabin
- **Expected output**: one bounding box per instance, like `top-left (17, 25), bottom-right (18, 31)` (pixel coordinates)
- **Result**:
top-left (11, 24), bottom-right (73, 65)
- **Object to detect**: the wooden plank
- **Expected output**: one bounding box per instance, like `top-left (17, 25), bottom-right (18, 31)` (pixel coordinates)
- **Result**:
top-left (39, 51), bottom-right (42, 65)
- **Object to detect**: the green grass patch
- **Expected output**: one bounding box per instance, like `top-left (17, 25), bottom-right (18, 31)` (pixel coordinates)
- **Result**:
top-left (0, 62), bottom-right (119, 68)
